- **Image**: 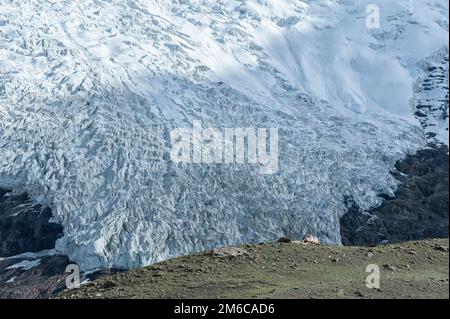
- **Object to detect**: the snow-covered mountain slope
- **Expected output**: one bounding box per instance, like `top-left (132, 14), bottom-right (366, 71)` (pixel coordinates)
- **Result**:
top-left (0, 0), bottom-right (448, 270)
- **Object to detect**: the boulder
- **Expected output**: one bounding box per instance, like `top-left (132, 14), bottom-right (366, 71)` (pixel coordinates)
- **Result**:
top-left (210, 247), bottom-right (247, 257)
top-left (303, 234), bottom-right (320, 245)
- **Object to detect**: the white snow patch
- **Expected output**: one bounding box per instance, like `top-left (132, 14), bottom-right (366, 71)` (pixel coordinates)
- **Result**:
top-left (6, 276), bottom-right (16, 283)
top-left (0, 249), bottom-right (58, 260)
top-left (6, 259), bottom-right (41, 271)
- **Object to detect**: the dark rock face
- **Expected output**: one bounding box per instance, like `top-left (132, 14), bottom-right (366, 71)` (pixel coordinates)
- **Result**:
top-left (414, 54), bottom-right (449, 145)
top-left (340, 146), bottom-right (449, 246)
top-left (0, 189), bottom-right (63, 257)
top-left (0, 188), bottom-right (70, 298)
top-left (0, 255), bottom-right (70, 299)
top-left (0, 254), bottom-right (122, 299)
top-left (0, 188), bottom-right (123, 299)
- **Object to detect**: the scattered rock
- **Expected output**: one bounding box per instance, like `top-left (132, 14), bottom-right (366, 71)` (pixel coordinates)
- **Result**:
top-left (434, 245), bottom-right (448, 252)
top-left (210, 247), bottom-right (247, 258)
top-left (100, 280), bottom-right (117, 289)
top-left (383, 264), bottom-right (396, 272)
top-left (303, 234), bottom-right (320, 245)
top-left (277, 237), bottom-right (291, 243)
top-left (331, 257), bottom-right (339, 263)
top-left (56, 238), bottom-right (449, 299)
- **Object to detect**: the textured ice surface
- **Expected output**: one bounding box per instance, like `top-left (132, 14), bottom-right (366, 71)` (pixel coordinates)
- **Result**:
top-left (0, 0), bottom-right (448, 270)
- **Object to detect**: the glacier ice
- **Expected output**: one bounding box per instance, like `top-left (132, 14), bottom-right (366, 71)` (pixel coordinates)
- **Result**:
top-left (0, 0), bottom-right (448, 270)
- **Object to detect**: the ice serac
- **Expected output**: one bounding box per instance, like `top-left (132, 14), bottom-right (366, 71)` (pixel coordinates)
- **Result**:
top-left (0, 0), bottom-right (448, 270)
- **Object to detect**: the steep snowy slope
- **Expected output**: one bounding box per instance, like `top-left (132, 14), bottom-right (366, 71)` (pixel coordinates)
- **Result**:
top-left (0, 0), bottom-right (448, 270)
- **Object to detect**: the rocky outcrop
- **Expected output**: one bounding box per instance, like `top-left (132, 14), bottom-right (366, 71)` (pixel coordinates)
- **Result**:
top-left (414, 51), bottom-right (449, 145)
top-left (340, 146), bottom-right (449, 246)
top-left (0, 188), bottom-right (63, 256)
top-left (0, 255), bottom-right (70, 299)
top-left (0, 187), bottom-right (69, 298)
top-left (0, 254), bottom-right (122, 299)
top-left (0, 188), bottom-right (125, 299)
top-left (210, 247), bottom-right (247, 258)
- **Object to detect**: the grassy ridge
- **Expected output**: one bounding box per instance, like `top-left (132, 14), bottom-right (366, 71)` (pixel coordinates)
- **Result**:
top-left (58, 239), bottom-right (449, 299)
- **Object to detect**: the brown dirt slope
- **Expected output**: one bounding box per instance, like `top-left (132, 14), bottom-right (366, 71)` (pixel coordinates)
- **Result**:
top-left (58, 238), bottom-right (449, 299)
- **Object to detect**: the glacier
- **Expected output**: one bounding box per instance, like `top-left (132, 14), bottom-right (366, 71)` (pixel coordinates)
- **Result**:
top-left (0, 0), bottom-right (448, 270)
